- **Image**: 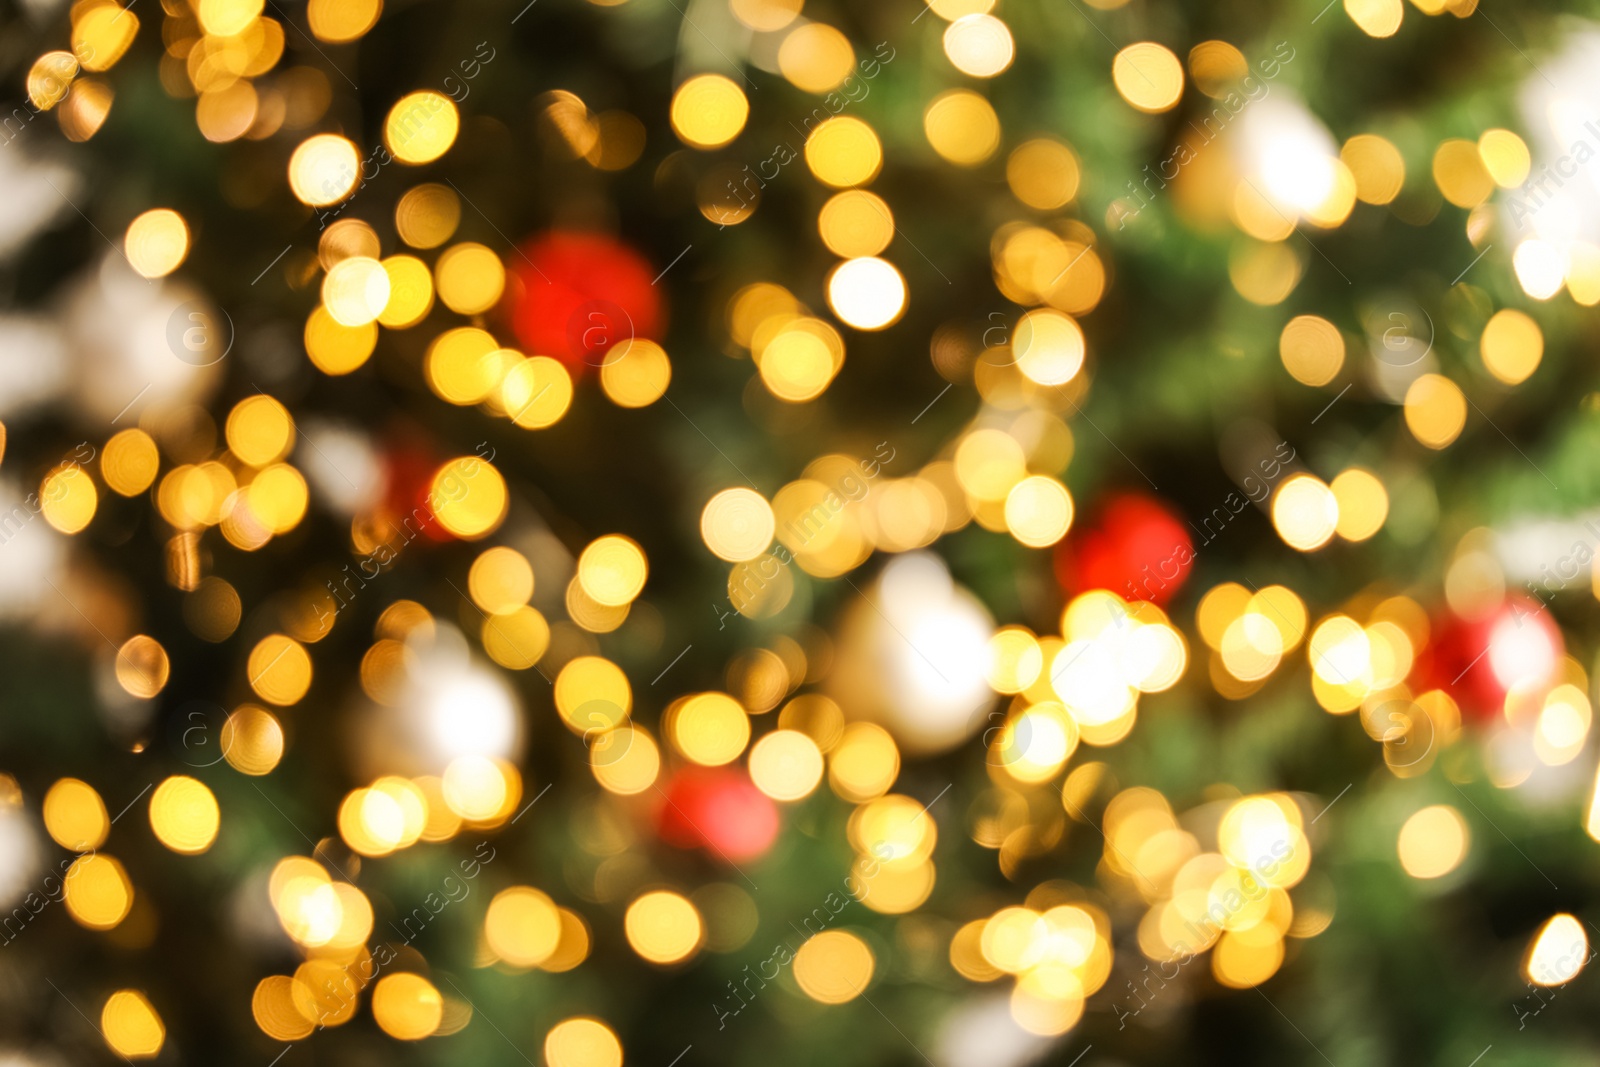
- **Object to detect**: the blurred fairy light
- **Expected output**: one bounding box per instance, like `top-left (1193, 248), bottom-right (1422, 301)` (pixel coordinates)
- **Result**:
top-left (1510, 31), bottom-right (1600, 300)
top-left (10, 0), bottom-right (1599, 1050)
top-left (1232, 96), bottom-right (1348, 224)
top-left (424, 668), bottom-right (519, 760)
top-left (1526, 913), bottom-right (1589, 986)
top-left (67, 258), bottom-right (223, 424)
top-left (830, 552), bottom-right (994, 755)
top-left (407, 637), bottom-right (522, 765)
top-left (1397, 805), bottom-right (1469, 879)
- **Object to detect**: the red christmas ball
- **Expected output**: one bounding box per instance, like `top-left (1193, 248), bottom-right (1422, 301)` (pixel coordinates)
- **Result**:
top-left (507, 231), bottom-right (663, 371)
top-left (657, 767), bottom-right (779, 863)
top-left (1055, 492), bottom-right (1193, 605)
top-left (1416, 597), bottom-right (1562, 723)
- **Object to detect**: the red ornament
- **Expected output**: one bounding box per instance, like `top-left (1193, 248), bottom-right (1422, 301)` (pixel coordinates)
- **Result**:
top-left (1416, 597), bottom-right (1562, 723)
top-left (507, 231), bottom-right (663, 370)
top-left (1055, 492), bottom-right (1194, 606)
top-left (656, 767), bottom-right (779, 863)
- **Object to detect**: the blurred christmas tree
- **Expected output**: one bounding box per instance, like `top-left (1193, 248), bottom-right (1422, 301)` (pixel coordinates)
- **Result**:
top-left (3, 0), bottom-right (1600, 1063)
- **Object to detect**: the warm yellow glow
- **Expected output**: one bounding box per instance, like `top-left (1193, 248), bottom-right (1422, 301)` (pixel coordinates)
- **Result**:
top-left (197, 0), bottom-right (262, 36)
top-left (483, 606), bottom-right (551, 670)
top-left (592, 725), bottom-right (660, 795)
top-left (805, 117), bottom-right (883, 187)
top-left (1187, 40), bottom-right (1247, 97)
top-left (1527, 914), bottom-right (1589, 986)
top-left (1330, 468), bottom-right (1387, 542)
top-left (576, 535), bottom-right (647, 605)
top-left (1278, 315), bottom-right (1344, 386)
top-left (74, 6), bottom-right (137, 72)
top-left (1307, 615), bottom-right (1370, 688)
top-left (670, 75), bottom-right (749, 149)
top-left (222, 706), bottom-right (284, 775)
top-left (1212, 929), bottom-right (1284, 989)
top-left (1004, 475), bottom-right (1074, 548)
top-left (269, 857), bottom-right (340, 947)
top-left (385, 91), bottom-right (459, 164)
top-left (943, 14), bottom-right (1013, 77)
top-left (923, 89), bottom-right (1000, 166)
top-left (288, 134), bottom-right (360, 207)
top-left (102, 429), bottom-right (159, 497)
top-left (1272, 474), bottom-right (1338, 551)
top-left (1478, 128), bottom-right (1531, 188)
top-left (305, 305), bottom-right (378, 375)
top-left (149, 775), bottom-right (220, 854)
top-left (27, 51), bottom-right (77, 111)
top-left (758, 318), bottom-right (844, 401)
top-left (253, 974), bottom-right (315, 1039)
top-left (1403, 373), bottom-right (1467, 449)
top-left (1014, 308), bottom-right (1085, 386)
top-left (1397, 805), bottom-right (1467, 879)
top-left (41, 463), bottom-right (97, 535)
top-left (1341, 133), bottom-right (1405, 205)
top-left (794, 930), bottom-right (875, 1003)
top-left (396, 183), bottom-right (461, 249)
top-left (1230, 241), bottom-right (1302, 305)
top-left (994, 702), bottom-right (1078, 783)
top-left (599, 338), bottom-right (672, 407)
top-left (469, 546), bottom-right (534, 615)
top-left (779, 694), bottom-right (846, 752)
top-left (308, 0), bottom-right (381, 42)
top-left (43, 778), bottom-right (109, 850)
top-left (748, 729), bottom-right (825, 801)
top-left (1479, 308), bottom-right (1542, 386)
top-left (227, 395), bottom-right (294, 468)
top-left (248, 634), bottom-right (312, 705)
top-left (124, 209), bottom-right (189, 279)
top-left (435, 242), bottom-right (506, 315)
top-left (1007, 139), bottom-right (1080, 210)
top-left (1219, 795), bottom-right (1306, 887)
top-left (818, 191), bottom-right (895, 258)
top-left (65, 853), bottom-right (133, 929)
top-left (924, 0), bottom-right (995, 16)
top-left (248, 463), bottom-right (309, 534)
top-left (371, 973), bottom-right (442, 1040)
top-left (728, 282), bottom-right (799, 347)
top-left (670, 693), bottom-right (751, 766)
top-left (379, 254), bottom-right (435, 328)
top-left (1112, 42), bottom-right (1183, 113)
top-left (555, 656), bottom-right (632, 735)
top-left (1514, 239), bottom-right (1567, 301)
top-left (954, 428), bottom-right (1026, 502)
top-left (701, 488), bottom-right (776, 562)
top-left (502, 355), bottom-right (574, 429)
top-left (486, 886), bottom-right (562, 967)
top-left (441, 755), bottom-right (511, 821)
top-left (1344, 0), bottom-right (1402, 37)
top-left (430, 456), bottom-right (507, 539)
top-left (545, 1018), bottom-right (623, 1067)
top-left (730, 0), bottom-right (802, 31)
top-left (826, 256), bottom-right (906, 330)
top-left (829, 722), bottom-right (900, 802)
top-left (1432, 138), bottom-right (1492, 208)
top-left (778, 22), bottom-right (855, 93)
top-left (102, 990), bottom-right (165, 1059)
top-left (625, 890), bottom-right (703, 964)
top-left (542, 908), bottom-right (594, 973)
top-left (987, 627), bottom-right (1043, 693)
top-left (322, 255), bottom-right (391, 327)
